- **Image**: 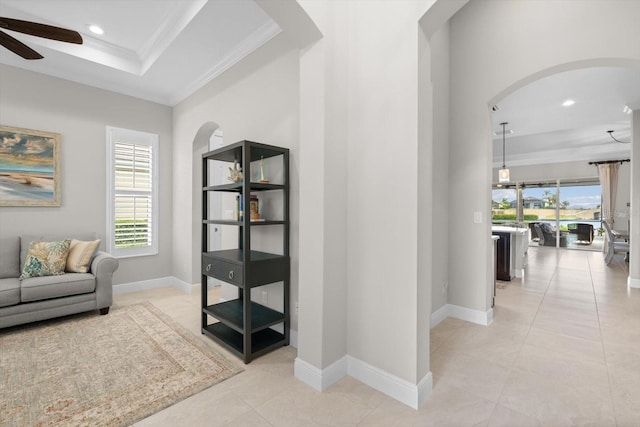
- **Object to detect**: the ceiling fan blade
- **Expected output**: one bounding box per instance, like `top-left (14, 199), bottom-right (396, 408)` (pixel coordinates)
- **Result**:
top-left (0, 30), bottom-right (43, 59)
top-left (0, 17), bottom-right (82, 44)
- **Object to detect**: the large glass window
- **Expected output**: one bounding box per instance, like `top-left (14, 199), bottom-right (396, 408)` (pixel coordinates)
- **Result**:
top-left (493, 179), bottom-right (602, 250)
top-left (522, 184), bottom-right (558, 225)
top-left (106, 126), bottom-right (159, 258)
top-left (491, 187), bottom-right (517, 224)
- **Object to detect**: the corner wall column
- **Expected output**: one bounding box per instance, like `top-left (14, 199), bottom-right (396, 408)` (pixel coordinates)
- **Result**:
top-left (629, 109), bottom-right (640, 288)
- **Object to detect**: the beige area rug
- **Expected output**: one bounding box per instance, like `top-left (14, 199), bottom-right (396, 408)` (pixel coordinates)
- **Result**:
top-left (0, 303), bottom-right (243, 427)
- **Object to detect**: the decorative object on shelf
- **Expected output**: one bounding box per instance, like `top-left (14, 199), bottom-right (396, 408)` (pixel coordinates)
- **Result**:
top-left (235, 194), bottom-right (243, 221)
top-left (498, 121), bottom-right (510, 183)
top-left (227, 160), bottom-right (243, 183)
top-left (259, 156), bottom-right (269, 183)
top-left (0, 125), bottom-right (61, 207)
top-left (250, 195), bottom-right (260, 220)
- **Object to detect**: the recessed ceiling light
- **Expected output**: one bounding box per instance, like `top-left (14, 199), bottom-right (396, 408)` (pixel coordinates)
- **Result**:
top-left (88, 24), bottom-right (104, 35)
top-left (623, 105), bottom-right (632, 114)
top-left (562, 99), bottom-right (575, 107)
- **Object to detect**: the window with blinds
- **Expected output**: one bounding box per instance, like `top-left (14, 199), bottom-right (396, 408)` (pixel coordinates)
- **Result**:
top-left (114, 142), bottom-right (153, 248)
top-left (107, 127), bottom-right (159, 258)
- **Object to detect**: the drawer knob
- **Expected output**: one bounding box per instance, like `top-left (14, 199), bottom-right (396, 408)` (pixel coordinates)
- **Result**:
top-left (206, 264), bottom-right (211, 272)
top-left (228, 270), bottom-right (234, 279)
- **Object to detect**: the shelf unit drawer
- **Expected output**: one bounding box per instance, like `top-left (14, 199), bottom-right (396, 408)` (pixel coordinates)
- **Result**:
top-left (202, 255), bottom-right (243, 286)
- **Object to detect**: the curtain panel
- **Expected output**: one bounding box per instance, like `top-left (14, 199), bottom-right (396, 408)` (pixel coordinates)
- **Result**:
top-left (597, 163), bottom-right (620, 224)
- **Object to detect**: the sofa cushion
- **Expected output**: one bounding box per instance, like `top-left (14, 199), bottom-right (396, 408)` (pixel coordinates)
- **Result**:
top-left (20, 273), bottom-right (96, 303)
top-left (0, 278), bottom-right (20, 307)
top-left (66, 239), bottom-right (101, 273)
top-left (20, 233), bottom-right (97, 269)
top-left (0, 236), bottom-right (20, 279)
top-left (20, 240), bottom-right (71, 279)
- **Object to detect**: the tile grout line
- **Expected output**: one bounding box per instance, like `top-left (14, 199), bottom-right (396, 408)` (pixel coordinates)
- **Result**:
top-left (485, 256), bottom-right (556, 424)
top-left (587, 253), bottom-right (620, 427)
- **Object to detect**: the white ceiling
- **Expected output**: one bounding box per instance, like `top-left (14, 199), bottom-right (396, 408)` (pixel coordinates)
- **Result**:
top-left (1, 1), bottom-right (638, 163)
top-left (492, 67), bottom-right (640, 167)
top-left (0, 0), bottom-right (281, 105)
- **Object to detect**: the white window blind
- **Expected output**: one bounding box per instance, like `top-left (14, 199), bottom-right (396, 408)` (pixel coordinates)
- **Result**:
top-left (107, 127), bottom-right (158, 258)
top-left (114, 143), bottom-right (153, 248)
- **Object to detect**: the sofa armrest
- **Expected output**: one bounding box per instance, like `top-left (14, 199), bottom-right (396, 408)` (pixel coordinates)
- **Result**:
top-left (90, 251), bottom-right (119, 309)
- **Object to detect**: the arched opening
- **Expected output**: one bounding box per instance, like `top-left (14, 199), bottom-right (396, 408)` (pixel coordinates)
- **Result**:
top-left (191, 121), bottom-right (222, 285)
top-left (484, 58), bottom-right (640, 307)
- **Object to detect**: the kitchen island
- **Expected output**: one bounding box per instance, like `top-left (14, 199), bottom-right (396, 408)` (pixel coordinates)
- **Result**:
top-left (492, 225), bottom-right (529, 280)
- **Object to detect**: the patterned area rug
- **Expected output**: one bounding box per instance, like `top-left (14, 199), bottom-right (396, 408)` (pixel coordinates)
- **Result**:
top-left (0, 303), bottom-right (242, 427)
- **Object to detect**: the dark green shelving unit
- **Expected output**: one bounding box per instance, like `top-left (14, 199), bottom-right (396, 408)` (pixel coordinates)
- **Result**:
top-left (201, 140), bottom-right (290, 363)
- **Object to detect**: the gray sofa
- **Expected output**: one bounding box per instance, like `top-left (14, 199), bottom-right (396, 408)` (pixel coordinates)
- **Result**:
top-left (0, 233), bottom-right (119, 329)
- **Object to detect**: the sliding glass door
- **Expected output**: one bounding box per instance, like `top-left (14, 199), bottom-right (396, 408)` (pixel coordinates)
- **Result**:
top-left (492, 180), bottom-right (602, 251)
top-left (557, 181), bottom-right (602, 250)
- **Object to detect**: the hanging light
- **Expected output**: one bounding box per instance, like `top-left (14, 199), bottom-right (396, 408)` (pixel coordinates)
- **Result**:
top-left (498, 122), bottom-right (510, 183)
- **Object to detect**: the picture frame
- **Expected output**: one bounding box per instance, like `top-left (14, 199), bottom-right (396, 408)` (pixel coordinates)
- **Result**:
top-left (0, 125), bottom-right (61, 207)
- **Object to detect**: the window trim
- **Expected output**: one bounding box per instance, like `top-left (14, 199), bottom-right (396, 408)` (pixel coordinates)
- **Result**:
top-left (106, 126), bottom-right (159, 258)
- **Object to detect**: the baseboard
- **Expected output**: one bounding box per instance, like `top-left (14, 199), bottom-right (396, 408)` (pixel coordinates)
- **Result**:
top-left (628, 276), bottom-right (640, 289)
top-left (169, 277), bottom-right (196, 294)
top-left (294, 354), bottom-right (433, 409)
top-left (431, 304), bottom-right (449, 328)
top-left (438, 304), bottom-right (493, 326)
top-left (113, 276), bottom-right (195, 295)
top-left (294, 355), bottom-right (347, 391)
top-left (347, 356), bottom-right (432, 410)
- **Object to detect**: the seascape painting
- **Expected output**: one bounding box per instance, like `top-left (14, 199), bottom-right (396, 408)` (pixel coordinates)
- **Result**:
top-left (0, 125), bottom-right (61, 206)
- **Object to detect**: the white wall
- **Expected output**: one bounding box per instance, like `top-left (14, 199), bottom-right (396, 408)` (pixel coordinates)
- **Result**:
top-left (447, 0), bottom-right (640, 314)
top-left (426, 22), bottom-right (451, 318)
top-left (295, 1), bottom-right (434, 403)
top-left (344, 0), bottom-right (427, 384)
top-left (171, 34), bottom-right (301, 328)
top-left (0, 65), bottom-right (173, 285)
top-left (296, 0), bottom-right (350, 371)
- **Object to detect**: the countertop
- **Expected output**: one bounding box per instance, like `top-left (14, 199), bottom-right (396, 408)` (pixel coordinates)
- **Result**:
top-left (491, 225), bottom-right (529, 235)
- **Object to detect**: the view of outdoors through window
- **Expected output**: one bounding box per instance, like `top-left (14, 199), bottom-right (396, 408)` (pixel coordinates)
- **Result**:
top-left (492, 181), bottom-right (603, 250)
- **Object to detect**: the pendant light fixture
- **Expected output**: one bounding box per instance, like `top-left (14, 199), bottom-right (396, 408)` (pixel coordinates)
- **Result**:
top-left (498, 122), bottom-right (510, 183)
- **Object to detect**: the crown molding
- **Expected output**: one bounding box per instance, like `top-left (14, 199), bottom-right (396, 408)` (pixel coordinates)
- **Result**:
top-left (138, 0), bottom-right (208, 74)
top-left (171, 20), bottom-right (282, 105)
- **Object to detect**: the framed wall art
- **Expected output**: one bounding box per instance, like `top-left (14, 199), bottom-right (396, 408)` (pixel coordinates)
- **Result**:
top-left (0, 125), bottom-right (61, 207)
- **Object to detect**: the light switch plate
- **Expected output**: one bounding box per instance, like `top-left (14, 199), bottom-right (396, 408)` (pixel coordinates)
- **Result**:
top-left (474, 211), bottom-right (482, 224)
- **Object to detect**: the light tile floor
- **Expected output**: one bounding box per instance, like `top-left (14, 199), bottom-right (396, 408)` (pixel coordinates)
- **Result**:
top-left (115, 247), bottom-right (638, 426)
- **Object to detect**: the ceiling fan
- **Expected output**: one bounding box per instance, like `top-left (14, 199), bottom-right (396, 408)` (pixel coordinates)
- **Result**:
top-left (606, 130), bottom-right (630, 144)
top-left (0, 17), bottom-right (82, 60)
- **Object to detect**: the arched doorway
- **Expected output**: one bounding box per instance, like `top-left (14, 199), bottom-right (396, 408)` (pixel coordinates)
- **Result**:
top-left (191, 122), bottom-right (223, 285)
top-left (486, 59), bottom-right (640, 289)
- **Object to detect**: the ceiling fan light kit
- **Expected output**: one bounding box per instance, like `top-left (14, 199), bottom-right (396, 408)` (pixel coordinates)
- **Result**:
top-left (0, 17), bottom-right (83, 60)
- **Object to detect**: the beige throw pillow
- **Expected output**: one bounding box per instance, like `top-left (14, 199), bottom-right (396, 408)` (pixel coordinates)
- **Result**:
top-left (66, 239), bottom-right (101, 273)
top-left (20, 240), bottom-right (71, 279)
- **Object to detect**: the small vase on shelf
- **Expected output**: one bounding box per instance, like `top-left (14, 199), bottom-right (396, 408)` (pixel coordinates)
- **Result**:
top-left (258, 156), bottom-right (269, 184)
